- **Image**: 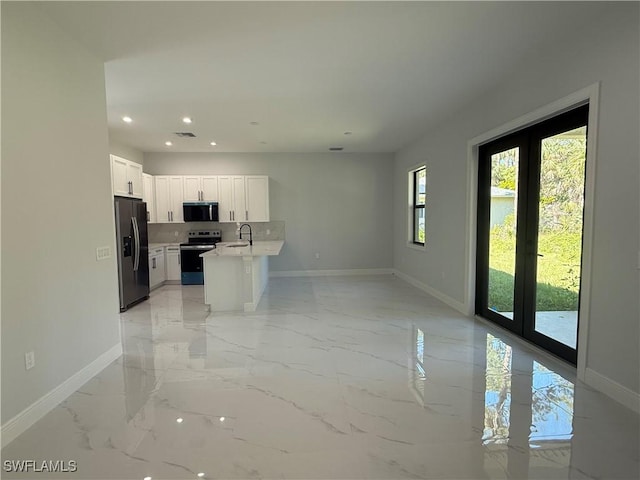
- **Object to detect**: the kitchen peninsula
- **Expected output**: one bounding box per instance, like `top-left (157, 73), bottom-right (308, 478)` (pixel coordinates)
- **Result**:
top-left (201, 240), bottom-right (284, 312)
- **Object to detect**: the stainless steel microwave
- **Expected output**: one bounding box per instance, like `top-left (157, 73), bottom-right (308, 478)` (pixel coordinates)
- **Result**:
top-left (183, 202), bottom-right (219, 222)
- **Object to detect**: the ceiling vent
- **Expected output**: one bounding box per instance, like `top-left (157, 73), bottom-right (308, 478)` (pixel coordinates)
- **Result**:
top-left (329, 147), bottom-right (344, 151)
top-left (174, 132), bottom-right (196, 138)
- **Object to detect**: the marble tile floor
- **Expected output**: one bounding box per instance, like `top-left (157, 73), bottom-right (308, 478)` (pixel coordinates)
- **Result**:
top-left (2, 275), bottom-right (639, 479)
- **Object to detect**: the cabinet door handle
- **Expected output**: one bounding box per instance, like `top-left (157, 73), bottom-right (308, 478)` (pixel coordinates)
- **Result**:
top-left (170, 211), bottom-right (173, 222)
top-left (246, 211), bottom-right (248, 221)
top-left (229, 211), bottom-right (232, 221)
top-left (152, 257), bottom-right (156, 269)
top-left (168, 211), bottom-right (170, 222)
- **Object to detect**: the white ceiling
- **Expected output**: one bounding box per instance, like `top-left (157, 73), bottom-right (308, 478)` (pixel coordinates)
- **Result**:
top-left (38, 1), bottom-right (607, 154)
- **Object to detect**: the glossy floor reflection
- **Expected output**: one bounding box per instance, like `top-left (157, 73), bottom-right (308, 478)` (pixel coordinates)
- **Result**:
top-left (3, 276), bottom-right (639, 479)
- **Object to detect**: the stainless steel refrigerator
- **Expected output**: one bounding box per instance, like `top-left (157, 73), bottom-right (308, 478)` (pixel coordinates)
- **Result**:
top-left (115, 197), bottom-right (149, 311)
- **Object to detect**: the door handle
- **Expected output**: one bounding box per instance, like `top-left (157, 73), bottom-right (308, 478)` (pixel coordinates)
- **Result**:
top-left (537, 253), bottom-right (544, 257)
top-left (132, 217), bottom-right (140, 272)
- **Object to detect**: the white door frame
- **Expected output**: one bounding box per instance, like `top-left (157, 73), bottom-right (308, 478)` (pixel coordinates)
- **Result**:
top-left (464, 83), bottom-right (600, 382)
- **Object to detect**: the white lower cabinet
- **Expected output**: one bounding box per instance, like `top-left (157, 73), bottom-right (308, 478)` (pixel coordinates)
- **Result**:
top-left (165, 246), bottom-right (181, 283)
top-left (149, 247), bottom-right (166, 290)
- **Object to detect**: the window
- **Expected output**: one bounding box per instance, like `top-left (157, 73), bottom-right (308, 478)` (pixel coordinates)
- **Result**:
top-left (410, 166), bottom-right (426, 245)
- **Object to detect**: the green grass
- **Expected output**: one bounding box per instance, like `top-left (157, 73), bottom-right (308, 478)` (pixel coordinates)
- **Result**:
top-left (488, 230), bottom-right (581, 312)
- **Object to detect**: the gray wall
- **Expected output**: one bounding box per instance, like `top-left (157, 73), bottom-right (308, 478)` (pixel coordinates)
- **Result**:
top-left (109, 140), bottom-right (144, 166)
top-left (1, 3), bottom-right (121, 423)
top-left (393, 5), bottom-right (639, 394)
top-left (144, 153), bottom-right (394, 272)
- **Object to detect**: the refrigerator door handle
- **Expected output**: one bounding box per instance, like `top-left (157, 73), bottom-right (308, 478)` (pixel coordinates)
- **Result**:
top-left (209, 204), bottom-right (213, 221)
top-left (132, 216), bottom-right (140, 271)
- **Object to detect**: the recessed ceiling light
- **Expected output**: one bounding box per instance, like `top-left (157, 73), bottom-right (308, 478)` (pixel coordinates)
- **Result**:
top-left (122, 116), bottom-right (133, 123)
top-left (165, 141), bottom-right (173, 147)
top-left (176, 417), bottom-right (183, 423)
top-left (219, 416), bottom-right (225, 422)
top-left (344, 131), bottom-right (352, 135)
top-left (210, 141), bottom-right (217, 146)
top-left (197, 473), bottom-right (205, 478)
top-left (143, 477), bottom-right (152, 480)
top-left (249, 121), bottom-right (259, 126)
top-left (182, 117), bottom-right (192, 124)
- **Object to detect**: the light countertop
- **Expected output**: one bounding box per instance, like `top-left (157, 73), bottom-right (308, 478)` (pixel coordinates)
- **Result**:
top-left (149, 243), bottom-right (181, 248)
top-left (200, 240), bottom-right (284, 258)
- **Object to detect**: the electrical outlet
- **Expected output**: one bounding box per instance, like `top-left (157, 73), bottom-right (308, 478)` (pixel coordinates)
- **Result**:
top-left (266, 229), bottom-right (271, 236)
top-left (25, 351), bottom-right (35, 370)
top-left (315, 253), bottom-right (320, 259)
top-left (96, 246), bottom-right (111, 261)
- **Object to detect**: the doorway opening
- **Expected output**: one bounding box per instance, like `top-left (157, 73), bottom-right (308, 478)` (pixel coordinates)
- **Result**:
top-left (475, 104), bottom-right (589, 364)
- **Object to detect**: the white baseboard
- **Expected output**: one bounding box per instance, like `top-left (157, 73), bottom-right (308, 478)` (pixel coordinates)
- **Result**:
top-left (585, 368), bottom-right (640, 414)
top-left (1, 343), bottom-right (123, 448)
top-left (270, 268), bottom-right (393, 278)
top-left (392, 269), bottom-right (468, 315)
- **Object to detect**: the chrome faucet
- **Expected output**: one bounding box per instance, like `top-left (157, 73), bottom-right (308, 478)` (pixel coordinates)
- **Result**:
top-left (239, 223), bottom-right (253, 246)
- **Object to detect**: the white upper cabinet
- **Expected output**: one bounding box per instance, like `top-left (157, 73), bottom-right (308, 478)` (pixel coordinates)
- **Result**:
top-left (155, 176), bottom-right (184, 223)
top-left (146, 174), bottom-right (268, 224)
top-left (183, 176), bottom-right (219, 202)
top-left (218, 175), bottom-right (269, 223)
top-left (110, 155), bottom-right (143, 198)
top-left (201, 176), bottom-right (219, 201)
top-left (245, 176), bottom-right (270, 222)
top-left (142, 173), bottom-right (156, 223)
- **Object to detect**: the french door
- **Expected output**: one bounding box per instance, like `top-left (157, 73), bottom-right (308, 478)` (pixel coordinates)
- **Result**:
top-left (476, 105), bottom-right (589, 364)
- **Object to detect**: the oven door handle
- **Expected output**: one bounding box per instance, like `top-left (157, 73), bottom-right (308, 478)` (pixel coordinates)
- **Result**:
top-left (180, 245), bottom-right (216, 250)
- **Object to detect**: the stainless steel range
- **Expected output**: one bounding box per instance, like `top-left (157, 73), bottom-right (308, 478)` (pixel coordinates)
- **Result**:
top-left (180, 230), bottom-right (222, 285)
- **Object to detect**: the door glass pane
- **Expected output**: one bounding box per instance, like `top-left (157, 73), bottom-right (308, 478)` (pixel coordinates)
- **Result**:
top-left (534, 126), bottom-right (586, 348)
top-left (488, 147), bottom-right (519, 319)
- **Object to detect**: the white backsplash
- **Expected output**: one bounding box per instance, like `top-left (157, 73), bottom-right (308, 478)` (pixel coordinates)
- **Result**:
top-left (148, 220), bottom-right (285, 244)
